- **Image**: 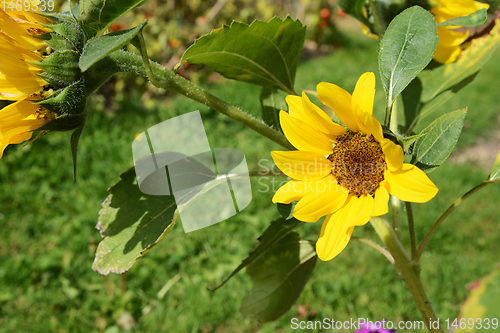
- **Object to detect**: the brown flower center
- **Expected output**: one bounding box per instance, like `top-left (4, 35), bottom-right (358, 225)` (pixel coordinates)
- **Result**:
top-left (328, 130), bottom-right (386, 197)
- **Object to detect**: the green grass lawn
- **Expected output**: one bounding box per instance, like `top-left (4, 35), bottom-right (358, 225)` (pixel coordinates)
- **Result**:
top-left (1, 35), bottom-right (500, 333)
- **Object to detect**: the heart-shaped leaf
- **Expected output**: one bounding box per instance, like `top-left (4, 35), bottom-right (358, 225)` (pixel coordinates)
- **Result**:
top-left (92, 167), bottom-right (178, 275)
top-left (180, 16), bottom-right (305, 94)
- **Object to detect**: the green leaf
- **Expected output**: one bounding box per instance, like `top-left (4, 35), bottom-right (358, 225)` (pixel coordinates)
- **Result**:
top-left (455, 268), bottom-right (500, 332)
top-left (210, 218), bottom-right (303, 291)
top-left (437, 8), bottom-right (487, 27)
top-left (411, 109), bottom-right (467, 173)
top-left (93, 152), bottom-right (251, 275)
top-left (260, 87), bottom-right (286, 132)
top-left (70, 122), bottom-right (85, 183)
top-left (78, 0), bottom-right (147, 38)
top-left (240, 229), bottom-right (317, 322)
top-left (399, 132), bottom-right (427, 153)
top-left (180, 16), bottom-right (305, 94)
top-left (379, 6), bottom-right (438, 107)
top-left (92, 168), bottom-right (178, 275)
top-left (488, 149), bottom-right (500, 181)
top-left (79, 21), bottom-right (147, 72)
top-left (401, 77), bottom-right (422, 131)
top-left (277, 202), bottom-right (296, 220)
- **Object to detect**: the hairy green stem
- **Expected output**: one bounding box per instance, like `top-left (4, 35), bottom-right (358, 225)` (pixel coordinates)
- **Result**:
top-left (415, 180), bottom-right (497, 262)
top-left (108, 50), bottom-right (294, 150)
top-left (387, 100), bottom-right (402, 238)
top-left (405, 202), bottom-right (417, 261)
top-left (392, 196), bottom-right (401, 239)
top-left (405, 201), bottom-right (421, 275)
top-left (371, 217), bottom-right (443, 333)
top-left (385, 104), bottom-right (393, 127)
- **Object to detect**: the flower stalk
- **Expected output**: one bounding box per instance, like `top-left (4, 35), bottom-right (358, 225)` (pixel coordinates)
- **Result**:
top-left (388, 99), bottom-right (402, 238)
top-left (415, 180), bottom-right (499, 262)
top-left (371, 217), bottom-right (443, 333)
top-left (104, 50), bottom-right (294, 150)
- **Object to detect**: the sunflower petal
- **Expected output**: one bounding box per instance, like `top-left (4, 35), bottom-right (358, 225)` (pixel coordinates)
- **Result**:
top-left (352, 72), bottom-right (375, 115)
top-left (371, 181), bottom-right (389, 216)
top-left (0, 73), bottom-right (46, 100)
top-left (349, 194), bottom-right (374, 226)
top-left (0, 99), bottom-right (39, 121)
top-left (279, 111), bottom-right (333, 155)
top-left (315, 198), bottom-right (356, 261)
top-left (317, 82), bottom-right (359, 131)
top-left (300, 92), bottom-right (346, 138)
top-left (381, 139), bottom-right (404, 171)
top-left (0, 10), bottom-right (48, 51)
top-left (357, 110), bottom-right (383, 141)
top-left (271, 150), bottom-right (332, 180)
top-left (293, 176), bottom-right (348, 222)
top-left (433, 44), bottom-right (462, 64)
top-left (385, 163), bottom-right (438, 203)
top-left (272, 179), bottom-right (309, 204)
top-left (431, 0), bottom-right (489, 22)
top-left (285, 95), bottom-right (303, 118)
top-left (0, 118), bottom-right (46, 158)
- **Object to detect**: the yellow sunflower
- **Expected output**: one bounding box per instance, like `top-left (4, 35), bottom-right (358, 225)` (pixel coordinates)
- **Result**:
top-left (431, 0), bottom-right (490, 64)
top-left (0, 2), bottom-right (56, 158)
top-left (271, 72), bottom-right (438, 261)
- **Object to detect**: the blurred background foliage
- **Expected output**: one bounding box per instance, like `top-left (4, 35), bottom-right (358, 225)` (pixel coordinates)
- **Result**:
top-left (54, 0), bottom-right (351, 110)
top-left (1, 1), bottom-right (500, 333)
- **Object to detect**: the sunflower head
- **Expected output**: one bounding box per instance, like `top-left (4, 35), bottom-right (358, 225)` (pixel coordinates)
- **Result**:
top-left (0, 4), bottom-right (86, 158)
top-left (271, 72), bottom-right (438, 261)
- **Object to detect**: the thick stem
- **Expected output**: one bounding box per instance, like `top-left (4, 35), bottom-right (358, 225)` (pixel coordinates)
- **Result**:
top-left (121, 273), bottom-right (127, 297)
top-left (387, 99), bottom-right (402, 238)
top-left (415, 181), bottom-right (495, 262)
top-left (405, 201), bottom-right (417, 262)
top-left (107, 50), bottom-right (294, 150)
top-left (371, 217), bottom-right (443, 333)
top-left (385, 104), bottom-right (392, 127)
top-left (392, 195), bottom-right (401, 239)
